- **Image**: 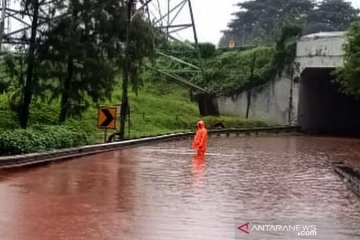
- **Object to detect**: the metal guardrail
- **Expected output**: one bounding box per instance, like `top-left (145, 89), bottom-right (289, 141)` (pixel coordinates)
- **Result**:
top-left (208, 126), bottom-right (300, 135)
top-left (333, 163), bottom-right (360, 197)
top-left (0, 126), bottom-right (300, 169)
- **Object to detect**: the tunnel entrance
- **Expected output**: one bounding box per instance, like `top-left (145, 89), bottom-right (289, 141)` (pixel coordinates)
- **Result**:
top-left (298, 68), bottom-right (360, 136)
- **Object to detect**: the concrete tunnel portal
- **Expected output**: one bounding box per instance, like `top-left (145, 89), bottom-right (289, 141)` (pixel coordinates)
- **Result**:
top-left (298, 67), bottom-right (360, 135)
top-left (294, 31), bottom-right (360, 135)
top-left (212, 31), bottom-right (360, 135)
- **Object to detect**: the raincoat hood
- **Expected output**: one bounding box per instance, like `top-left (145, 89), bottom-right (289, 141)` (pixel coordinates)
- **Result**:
top-left (197, 120), bottom-right (205, 129)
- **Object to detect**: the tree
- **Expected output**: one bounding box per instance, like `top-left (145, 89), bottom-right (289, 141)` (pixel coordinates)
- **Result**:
top-left (19, 0), bottom-right (40, 128)
top-left (38, 0), bottom-right (121, 122)
top-left (38, 0), bottom-right (156, 123)
top-left (2, 44), bottom-right (28, 112)
top-left (220, 0), bottom-right (358, 48)
top-left (306, 0), bottom-right (359, 34)
top-left (222, 0), bottom-right (314, 47)
top-left (8, 0), bottom-right (60, 128)
top-left (336, 20), bottom-right (360, 98)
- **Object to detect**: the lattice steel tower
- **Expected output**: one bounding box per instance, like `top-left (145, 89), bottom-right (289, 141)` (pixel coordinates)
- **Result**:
top-left (137, 0), bottom-right (206, 92)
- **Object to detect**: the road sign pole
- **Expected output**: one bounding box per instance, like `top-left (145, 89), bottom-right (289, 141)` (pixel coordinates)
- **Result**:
top-left (104, 129), bottom-right (108, 143)
top-left (127, 105), bottom-right (131, 138)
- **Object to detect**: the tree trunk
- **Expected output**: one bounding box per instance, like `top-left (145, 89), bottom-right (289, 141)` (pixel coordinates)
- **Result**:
top-left (59, 57), bottom-right (73, 123)
top-left (20, 0), bottom-right (39, 129)
top-left (59, 0), bottom-right (78, 123)
top-left (119, 0), bottom-right (133, 140)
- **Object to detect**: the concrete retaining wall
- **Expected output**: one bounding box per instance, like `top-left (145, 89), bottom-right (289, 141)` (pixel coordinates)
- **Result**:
top-left (217, 74), bottom-right (299, 125)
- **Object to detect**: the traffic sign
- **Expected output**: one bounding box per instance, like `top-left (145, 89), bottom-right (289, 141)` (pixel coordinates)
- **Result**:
top-left (97, 107), bottom-right (117, 129)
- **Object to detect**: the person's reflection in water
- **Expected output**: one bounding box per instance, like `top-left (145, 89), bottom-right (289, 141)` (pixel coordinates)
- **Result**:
top-left (192, 153), bottom-right (206, 183)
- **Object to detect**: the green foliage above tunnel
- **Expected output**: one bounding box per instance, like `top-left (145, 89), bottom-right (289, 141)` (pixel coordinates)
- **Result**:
top-left (203, 25), bottom-right (302, 95)
top-left (145, 25), bottom-right (301, 96)
top-left (203, 47), bottom-right (275, 94)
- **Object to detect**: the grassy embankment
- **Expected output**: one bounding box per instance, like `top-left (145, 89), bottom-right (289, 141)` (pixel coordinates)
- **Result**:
top-left (0, 78), bottom-right (269, 155)
top-left (66, 81), bottom-right (270, 142)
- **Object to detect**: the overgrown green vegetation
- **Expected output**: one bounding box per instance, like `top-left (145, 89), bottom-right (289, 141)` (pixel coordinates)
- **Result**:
top-left (0, 2), bottom-right (305, 155)
top-left (1, 1), bottom-right (156, 129)
top-left (336, 20), bottom-right (360, 98)
top-left (146, 25), bottom-right (301, 96)
top-left (91, 81), bottom-right (271, 139)
top-left (0, 125), bottom-right (88, 155)
top-left (0, 79), bottom-right (270, 155)
top-left (203, 47), bottom-right (275, 94)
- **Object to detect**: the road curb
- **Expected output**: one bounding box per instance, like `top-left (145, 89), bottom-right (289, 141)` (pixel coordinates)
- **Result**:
top-left (0, 126), bottom-right (300, 169)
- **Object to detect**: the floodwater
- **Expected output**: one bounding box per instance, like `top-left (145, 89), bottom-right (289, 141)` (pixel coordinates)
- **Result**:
top-left (0, 136), bottom-right (359, 240)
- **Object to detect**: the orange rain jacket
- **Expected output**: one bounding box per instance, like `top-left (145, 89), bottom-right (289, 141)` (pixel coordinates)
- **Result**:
top-left (192, 120), bottom-right (208, 155)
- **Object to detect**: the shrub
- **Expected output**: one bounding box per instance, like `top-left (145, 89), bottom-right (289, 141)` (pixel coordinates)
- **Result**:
top-left (0, 125), bottom-right (88, 155)
top-left (336, 20), bottom-right (360, 98)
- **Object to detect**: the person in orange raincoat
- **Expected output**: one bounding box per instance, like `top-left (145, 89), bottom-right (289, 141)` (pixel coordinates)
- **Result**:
top-left (192, 120), bottom-right (208, 155)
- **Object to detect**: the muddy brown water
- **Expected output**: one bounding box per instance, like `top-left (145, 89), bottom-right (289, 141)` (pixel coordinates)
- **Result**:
top-left (0, 136), bottom-right (359, 240)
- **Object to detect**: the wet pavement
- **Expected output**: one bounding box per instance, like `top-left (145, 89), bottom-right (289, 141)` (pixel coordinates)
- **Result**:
top-left (0, 136), bottom-right (359, 240)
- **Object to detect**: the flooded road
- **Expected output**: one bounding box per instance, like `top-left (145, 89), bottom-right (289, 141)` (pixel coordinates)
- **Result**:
top-left (0, 136), bottom-right (359, 240)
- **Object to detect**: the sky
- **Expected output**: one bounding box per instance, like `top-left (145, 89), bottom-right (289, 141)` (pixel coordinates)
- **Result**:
top-left (190, 0), bottom-right (239, 44)
top-left (189, 0), bottom-right (360, 45)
